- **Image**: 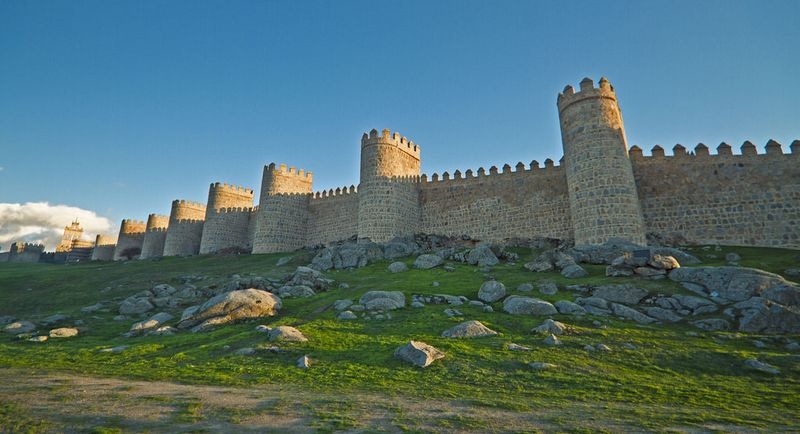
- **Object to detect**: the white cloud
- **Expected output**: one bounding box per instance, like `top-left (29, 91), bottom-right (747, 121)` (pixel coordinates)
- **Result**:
top-left (0, 202), bottom-right (113, 251)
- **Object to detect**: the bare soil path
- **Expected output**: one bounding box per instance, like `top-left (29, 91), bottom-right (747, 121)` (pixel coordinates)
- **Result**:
top-left (0, 368), bottom-right (748, 433)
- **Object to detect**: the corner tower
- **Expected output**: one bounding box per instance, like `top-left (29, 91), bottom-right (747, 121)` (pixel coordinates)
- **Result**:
top-left (558, 77), bottom-right (646, 245)
top-left (252, 163), bottom-right (313, 253)
top-left (357, 128), bottom-right (421, 242)
top-left (162, 200), bottom-right (206, 256)
top-left (139, 214), bottom-right (169, 259)
top-left (199, 183), bottom-right (255, 254)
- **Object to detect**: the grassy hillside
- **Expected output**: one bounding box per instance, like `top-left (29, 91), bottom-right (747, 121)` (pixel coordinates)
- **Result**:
top-left (0, 245), bottom-right (799, 432)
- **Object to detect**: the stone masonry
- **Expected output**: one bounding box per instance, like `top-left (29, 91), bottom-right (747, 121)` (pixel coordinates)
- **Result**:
top-left (94, 77), bottom-right (798, 259)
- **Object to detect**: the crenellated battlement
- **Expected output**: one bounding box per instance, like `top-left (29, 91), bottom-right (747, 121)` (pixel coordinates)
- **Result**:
top-left (120, 219), bottom-right (146, 233)
top-left (209, 206), bottom-right (256, 214)
top-left (629, 139), bottom-right (799, 159)
top-left (172, 199), bottom-right (206, 210)
top-left (209, 182), bottom-right (255, 196)
top-left (265, 162), bottom-right (313, 180)
top-left (144, 227), bottom-right (168, 233)
top-left (94, 234), bottom-right (116, 246)
top-left (420, 158), bottom-right (563, 184)
top-left (557, 77), bottom-right (617, 114)
top-left (312, 185), bottom-right (358, 199)
top-left (360, 128), bottom-right (421, 160)
top-left (145, 214), bottom-right (169, 231)
top-left (11, 242), bottom-right (45, 252)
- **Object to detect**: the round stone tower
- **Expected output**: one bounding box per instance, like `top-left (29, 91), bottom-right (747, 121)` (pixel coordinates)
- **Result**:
top-left (357, 128), bottom-right (421, 243)
top-left (199, 182), bottom-right (255, 254)
top-left (113, 219), bottom-right (147, 261)
top-left (162, 200), bottom-right (206, 257)
top-left (252, 163), bottom-right (313, 253)
top-left (557, 77), bottom-right (646, 246)
top-left (139, 214), bottom-right (169, 259)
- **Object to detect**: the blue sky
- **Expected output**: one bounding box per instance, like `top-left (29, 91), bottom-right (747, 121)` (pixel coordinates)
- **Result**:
top-left (1, 0), bottom-right (798, 236)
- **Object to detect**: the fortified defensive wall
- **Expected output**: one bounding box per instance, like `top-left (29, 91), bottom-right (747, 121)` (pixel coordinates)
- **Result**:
top-left (102, 77), bottom-right (799, 260)
top-left (90, 234), bottom-right (117, 261)
top-left (113, 219), bottom-right (146, 261)
top-left (139, 214), bottom-right (169, 259)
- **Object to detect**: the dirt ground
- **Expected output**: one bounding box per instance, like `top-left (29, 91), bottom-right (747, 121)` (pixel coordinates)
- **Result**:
top-left (0, 368), bottom-right (750, 433)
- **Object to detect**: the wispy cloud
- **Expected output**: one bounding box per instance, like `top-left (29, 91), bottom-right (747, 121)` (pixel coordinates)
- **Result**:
top-left (0, 202), bottom-right (113, 251)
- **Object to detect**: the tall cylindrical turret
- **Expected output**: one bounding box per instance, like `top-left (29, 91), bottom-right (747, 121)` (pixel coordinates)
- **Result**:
top-left (357, 128), bottom-right (421, 243)
top-left (199, 183), bottom-right (255, 254)
top-left (163, 200), bottom-right (206, 256)
top-left (252, 163), bottom-right (313, 253)
top-left (140, 214), bottom-right (169, 259)
top-left (113, 219), bottom-right (146, 260)
top-left (558, 77), bottom-right (646, 245)
top-left (91, 234), bottom-right (117, 261)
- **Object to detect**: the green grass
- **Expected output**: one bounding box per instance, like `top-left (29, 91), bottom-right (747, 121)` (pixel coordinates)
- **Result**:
top-left (0, 245), bottom-right (799, 431)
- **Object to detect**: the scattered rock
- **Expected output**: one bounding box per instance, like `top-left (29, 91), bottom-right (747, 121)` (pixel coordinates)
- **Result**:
top-left (744, 358), bottom-right (779, 375)
top-left (234, 347), bottom-right (256, 356)
top-left (596, 344), bottom-right (612, 352)
top-left (517, 283), bottom-right (534, 292)
top-left (48, 327), bottom-right (79, 338)
top-left (41, 314), bottom-right (67, 326)
top-left (81, 303), bottom-right (104, 314)
top-left (753, 340), bottom-right (767, 348)
top-left (151, 326), bottom-right (177, 336)
top-left (735, 297), bottom-right (800, 334)
top-left (394, 341), bottom-right (445, 368)
top-left (286, 266), bottom-right (334, 291)
top-left (482, 305), bottom-right (494, 313)
top-left (276, 256), bottom-right (294, 266)
top-left (466, 244), bottom-right (499, 267)
top-left (411, 301), bottom-right (425, 309)
top-left (622, 343), bottom-right (637, 350)
top-left (529, 362), bottom-right (557, 370)
top-left (643, 307), bottom-right (683, 323)
top-left (444, 308), bottom-right (463, 317)
top-left (533, 319), bottom-right (569, 335)
top-left (441, 320), bottom-right (498, 338)
top-left (542, 334), bottom-right (561, 346)
top-left (668, 266), bottom-right (789, 302)
top-left (119, 298), bottom-right (154, 315)
top-left (3, 321), bottom-right (35, 335)
top-left (413, 254), bottom-right (443, 270)
top-left (561, 264), bottom-right (588, 279)
top-left (276, 285), bottom-right (316, 298)
top-left (337, 310), bottom-right (357, 320)
top-left (297, 355), bottom-right (312, 369)
top-left (503, 296), bottom-right (558, 316)
top-left (507, 343), bottom-right (530, 351)
top-left (551, 301), bottom-right (581, 316)
top-left (538, 281), bottom-right (558, 295)
top-left (359, 291), bottom-right (405, 310)
top-left (28, 335), bottom-right (48, 343)
top-left (129, 312), bottom-right (174, 335)
top-left (333, 299), bottom-right (353, 311)
top-left (478, 281), bottom-right (506, 303)
top-left (610, 303), bottom-right (657, 324)
top-left (388, 262), bottom-right (409, 273)
top-left (151, 284), bottom-right (177, 297)
top-left (178, 288), bottom-right (281, 332)
top-left (524, 259), bottom-right (553, 273)
top-left (584, 344), bottom-right (596, 351)
top-left (592, 284), bottom-right (648, 305)
top-left (648, 254), bottom-right (680, 270)
top-left (785, 268), bottom-right (800, 279)
top-left (266, 325), bottom-right (308, 342)
top-left (691, 318), bottom-right (730, 331)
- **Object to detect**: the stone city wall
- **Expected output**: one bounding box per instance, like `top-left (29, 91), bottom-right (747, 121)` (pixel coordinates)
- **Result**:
top-left (307, 186), bottom-right (359, 246)
top-left (113, 219), bottom-right (146, 260)
top-left (631, 140), bottom-right (800, 248)
top-left (252, 163), bottom-right (313, 253)
top-left (200, 183), bottom-right (255, 254)
top-left (140, 214), bottom-right (170, 259)
top-left (419, 160), bottom-right (573, 242)
top-left (163, 200), bottom-right (206, 256)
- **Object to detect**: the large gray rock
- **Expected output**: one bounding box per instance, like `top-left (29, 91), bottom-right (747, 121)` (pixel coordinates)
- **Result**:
top-left (286, 266), bottom-right (333, 291)
top-left (745, 358), bottom-right (780, 375)
top-left (478, 281), bottom-right (506, 303)
top-left (538, 281), bottom-right (558, 295)
top-left (151, 284), bottom-right (177, 297)
top-left (359, 291), bottom-right (405, 310)
top-left (644, 307), bottom-right (683, 322)
top-left (610, 303), bottom-right (658, 324)
top-left (119, 298), bottom-right (154, 315)
top-left (570, 241), bottom-right (700, 266)
top-left (554, 300), bottom-right (586, 315)
top-left (41, 314), bottom-right (67, 326)
top-left (735, 297), bottom-right (800, 334)
top-left (48, 327), bottom-right (79, 338)
top-left (383, 237), bottom-right (419, 260)
top-left (648, 254), bottom-right (680, 270)
top-left (592, 284), bottom-right (648, 305)
top-left (394, 340), bottom-right (445, 367)
top-left (177, 288), bottom-right (281, 331)
top-left (388, 262), bottom-right (409, 273)
top-left (130, 312), bottom-right (174, 334)
top-left (502, 296), bottom-right (557, 316)
top-left (276, 285), bottom-right (316, 298)
top-left (267, 325), bottom-right (308, 342)
top-left (533, 318), bottom-right (569, 335)
top-left (668, 267), bottom-right (789, 301)
top-left (414, 254), bottom-right (443, 270)
top-left (4, 320), bottom-right (35, 335)
top-left (466, 244), bottom-right (499, 267)
top-left (561, 264), bottom-right (588, 279)
top-left (441, 320), bottom-right (498, 338)
top-left (672, 294), bottom-right (718, 315)
top-left (310, 242), bottom-right (384, 271)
